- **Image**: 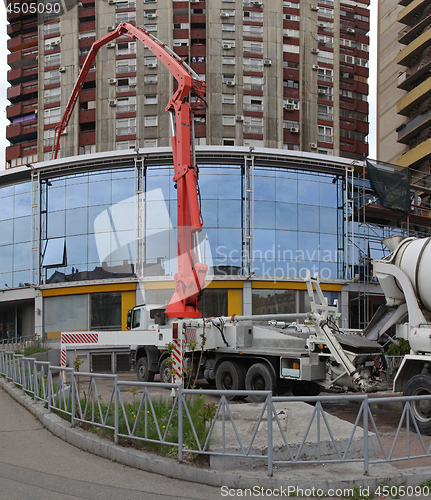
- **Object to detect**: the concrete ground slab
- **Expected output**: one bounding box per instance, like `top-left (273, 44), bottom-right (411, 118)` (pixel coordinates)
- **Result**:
top-left (210, 401), bottom-right (377, 468)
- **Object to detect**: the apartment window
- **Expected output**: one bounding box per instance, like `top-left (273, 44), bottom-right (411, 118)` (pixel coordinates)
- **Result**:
top-left (117, 42), bottom-right (136, 56)
top-left (243, 57), bottom-right (263, 72)
top-left (145, 57), bottom-right (157, 66)
top-left (79, 145), bottom-right (96, 155)
top-left (173, 39), bottom-right (189, 47)
top-left (116, 0), bottom-right (136, 8)
top-left (223, 138), bottom-right (235, 146)
top-left (145, 95), bottom-right (158, 105)
top-left (174, 23), bottom-right (189, 29)
top-left (222, 9), bottom-right (235, 16)
top-left (317, 148), bottom-right (333, 155)
top-left (318, 125), bottom-right (333, 143)
top-left (244, 10), bottom-right (263, 21)
top-left (144, 75), bottom-right (157, 84)
top-left (44, 87), bottom-right (61, 104)
top-left (117, 96), bottom-right (136, 113)
top-left (45, 53), bottom-right (60, 68)
top-left (222, 40), bottom-right (235, 49)
top-left (318, 104), bottom-right (333, 121)
top-left (244, 139), bottom-right (263, 147)
top-left (244, 116), bottom-right (263, 134)
top-left (44, 70), bottom-right (61, 85)
top-left (222, 116), bottom-right (236, 126)
top-left (116, 140), bottom-right (136, 150)
top-left (284, 99), bottom-right (300, 110)
top-left (44, 107), bottom-right (61, 125)
top-left (145, 24), bottom-right (157, 32)
top-left (78, 31), bottom-right (96, 40)
top-left (222, 57), bottom-right (235, 65)
top-left (284, 14), bottom-right (300, 21)
top-left (318, 51), bottom-right (334, 65)
top-left (243, 41), bottom-right (263, 54)
top-left (44, 22), bottom-right (60, 36)
top-left (318, 68), bottom-right (333, 82)
top-left (222, 94), bottom-right (235, 104)
top-left (117, 76), bottom-right (136, 92)
top-left (222, 24), bottom-right (235, 31)
top-left (192, 56), bottom-right (206, 63)
top-left (144, 139), bottom-right (158, 148)
top-left (244, 95), bottom-right (263, 112)
top-left (145, 116), bottom-right (158, 127)
top-left (44, 129), bottom-right (56, 147)
top-left (223, 75), bottom-right (235, 84)
top-left (116, 11), bottom-right (136, 23)
top-left (244, 75), bottom-right (263, 91)
top-left (243, 25), bottom-right (263, 38)
top-left (283, 44), bottom-right (300, 54)
top-left (116, 58), bottom-right (136, 74)
top-left (319, 7), bottom-right (334, 18)
top-left (116, 118), bottom-right (136, 136)
top-left (45, 36), bottom-right (61, 50)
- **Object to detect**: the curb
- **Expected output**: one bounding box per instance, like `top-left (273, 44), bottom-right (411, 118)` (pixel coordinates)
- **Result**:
top-left (2, 377), bottom-right (431, 495)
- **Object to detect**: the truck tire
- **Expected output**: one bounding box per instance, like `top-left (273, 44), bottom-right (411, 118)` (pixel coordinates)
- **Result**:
top-left (215, 361), bottom-right (246, 399)
top-left (403, 374), bottom-right (431, 435)
top-left (291, 381), bottom-right (322, 397)
top-left (159, 358), bottom-right (172, 384)
top-left (245, 363), bottom-right (275, 403)
top-left (136, 357), bottom-right (155, 383)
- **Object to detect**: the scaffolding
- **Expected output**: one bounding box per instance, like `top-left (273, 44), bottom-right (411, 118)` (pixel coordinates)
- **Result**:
top-left (348, 160), bottom-right (431, 330)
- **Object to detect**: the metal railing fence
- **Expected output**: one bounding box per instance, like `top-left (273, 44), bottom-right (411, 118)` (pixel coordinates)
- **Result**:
top-left (1, 349), bottom-right (431, 476)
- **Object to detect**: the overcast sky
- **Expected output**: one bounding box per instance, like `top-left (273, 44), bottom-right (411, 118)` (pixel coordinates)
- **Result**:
top-left (0, 1), bottom-right (377, 170)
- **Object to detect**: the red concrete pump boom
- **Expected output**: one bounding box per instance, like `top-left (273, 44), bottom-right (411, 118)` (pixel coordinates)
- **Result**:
top-left (53, 23), bottom-right (208, 319)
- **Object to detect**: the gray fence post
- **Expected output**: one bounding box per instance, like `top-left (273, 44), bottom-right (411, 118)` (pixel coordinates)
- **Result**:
top-left (71, 371), bottom-right (75, 428)
top-left (267, 393), bottom-right (273, 477)
top-left (363, 397), bottom-right (369, 476)
top-left (21, 358), bottom-right (25, 395)
top-left (114, 375), bottom-right (119, 445)
top-left (33, 358), bottom-right (38, 402)
top-left (178, 385), bottom-right (183, 463)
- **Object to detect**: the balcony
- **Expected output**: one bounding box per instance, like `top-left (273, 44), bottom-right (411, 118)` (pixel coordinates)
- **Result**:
top-left (398, 14), bottom-right (431, 45)
top-left (7, 19), bottom-right (38, 35)
top-left (7, 65), bottom-right (38, 86)
top-left (6, 120), bottom-right (37, 144)
top-left (6, 100), bottom-right (37, 120)
top-left (79, 131), bottom-right (96, 147)
top-left (397, 76), bottom-right (431, 116)
top-left (7, 82), bottom-right (38, 103)
top-left (397, 108), bottom-right (431, 143)
top-left (397, 60), bottom-right (431, 90)
top-left (397, 29), bottom-right (431, 67)
top-left (7, 34), bottom-right (38, 53)
top-left (398, 136), bottom-right (431, 168)
top-left (398, 0), bottom-right (429, 25)
top-left (8, 48), bottom-right (38, 69)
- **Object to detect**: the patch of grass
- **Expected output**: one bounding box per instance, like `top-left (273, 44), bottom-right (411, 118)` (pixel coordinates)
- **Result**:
top-left (73, 393), bottom-right (216, 462)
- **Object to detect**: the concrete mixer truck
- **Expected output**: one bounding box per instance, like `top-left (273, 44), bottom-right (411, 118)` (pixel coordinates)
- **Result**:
top-left (366, 236), bottom-right (431, 434)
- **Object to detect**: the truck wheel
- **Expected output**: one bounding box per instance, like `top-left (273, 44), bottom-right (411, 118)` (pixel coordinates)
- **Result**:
top-left (292, 381), bottom-right (322, 397)
top-left (159, 358), bottom-right (172, 384)
top-left (245, 363), bottom-right (275, 403)
top-left (403, 374), bottom-right (431, 435)
top-left (136, 357), bottom-right (155, 383)
top-left (215, 361), bottom-right (245, 399)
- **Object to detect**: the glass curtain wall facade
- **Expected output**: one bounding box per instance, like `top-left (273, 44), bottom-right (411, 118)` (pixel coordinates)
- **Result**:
top-left (0, 156), bottom-right (349, 288)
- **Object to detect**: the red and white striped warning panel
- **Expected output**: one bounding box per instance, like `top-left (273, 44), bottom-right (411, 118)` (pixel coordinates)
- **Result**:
top-left (171, 339), bottom-right (183, 383)
top-left (61, 348), bottom-right (66, 367)
top-left (61, 333), bottom-right (99, 345)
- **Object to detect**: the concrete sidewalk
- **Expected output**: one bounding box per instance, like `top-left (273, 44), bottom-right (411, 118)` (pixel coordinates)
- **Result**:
top-left (1, 376), bottom-right (431, 498)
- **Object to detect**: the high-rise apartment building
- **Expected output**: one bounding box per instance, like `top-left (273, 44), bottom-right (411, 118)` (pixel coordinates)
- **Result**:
top-left (6, 0), bottom-right (370, 168)
top-left (395, 0), bottom-right (431, 180)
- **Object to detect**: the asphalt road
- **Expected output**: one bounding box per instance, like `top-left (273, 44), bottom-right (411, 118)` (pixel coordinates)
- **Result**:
top-left (0, 388), bottom-right (224, 500)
